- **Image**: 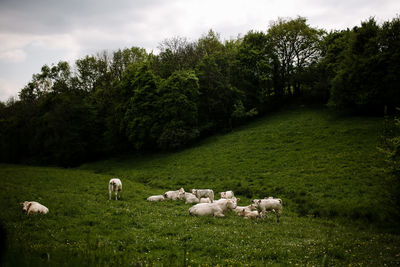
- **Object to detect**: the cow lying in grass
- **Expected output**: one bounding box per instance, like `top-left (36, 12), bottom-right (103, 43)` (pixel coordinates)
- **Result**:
top-left (183, 192), bottom-right (199, 204)
top-left (164, 188), bottom-right (185, 200)
top-left (233, 204), bottom-right (256, 214)
top-left (252, 197), bottom-right (283, 222)
top-left (189, 199), bottom-right (237, 217)
top-left (239, 209), bottom-right (260, 219)
top-left (21, 201), bottom-right (49, 215)
top-left (109, 178), bottom-right (122, 200)
top-left (147, 195), bottom-right (165, 202)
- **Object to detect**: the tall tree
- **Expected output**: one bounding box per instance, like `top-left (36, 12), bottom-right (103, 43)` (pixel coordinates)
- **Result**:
top-left (237, 31), bottom-right (274, 112)
top-left (267, 17), bottom-right (325, 96)
top-left (157, 70), bottom-right (200, 149)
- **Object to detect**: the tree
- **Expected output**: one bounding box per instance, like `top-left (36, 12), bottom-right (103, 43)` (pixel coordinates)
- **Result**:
top-left (154, 37), bottom-right (201, 78)
top-left (196, 51), bottom-right (241, 131)
top-left (236, 31), bottom-right (275, 112)
top-left (110, 47), bottom-right (148, 81)
top-left (75, 56), bottom-right (108, 92)
top-left (327, 18), bottom-right (395, 113)
top-left (267, 17), bottom-right (325, 97)
top-left (157, 70), bottom-right (200, 149)
top-left (378, 17), bottom-right (400, 113)
top-left (122, 63), bottom-right (162, 150)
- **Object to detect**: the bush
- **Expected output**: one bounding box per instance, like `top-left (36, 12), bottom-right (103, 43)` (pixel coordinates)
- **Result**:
top-left (157, 127), bottom-right (199, 150)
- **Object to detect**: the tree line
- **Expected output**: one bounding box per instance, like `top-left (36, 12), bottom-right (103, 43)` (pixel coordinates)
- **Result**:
top-left (1, 16), bottom-right (399, 166)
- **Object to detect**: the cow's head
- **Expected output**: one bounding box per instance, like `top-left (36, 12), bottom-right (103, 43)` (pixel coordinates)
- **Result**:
top-left (227, 199), bottom-right (237, 210)
top-left (21, 201), bottom-right (31, 213)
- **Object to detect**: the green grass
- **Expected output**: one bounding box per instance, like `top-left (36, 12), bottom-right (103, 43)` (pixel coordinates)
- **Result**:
top-left (1, 107), bottom-right (399, 266)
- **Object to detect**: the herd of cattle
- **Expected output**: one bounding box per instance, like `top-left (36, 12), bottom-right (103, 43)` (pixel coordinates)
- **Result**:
top-left (21, 178), bottom-right (283, 222)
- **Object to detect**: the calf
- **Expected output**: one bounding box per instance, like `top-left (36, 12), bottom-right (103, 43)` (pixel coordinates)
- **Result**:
top-left (233, 204), bottom-right (256, 214)
top-left (189, 199), bottom-right (237, 217)
top-left (109, 178), bottom-right (122, 200)
top-left (191, 189), bottom-right (214, 202)
top-left (21, 201), bottom-right (49, 215)
top-left (239, 209), bottom-right (260, 220)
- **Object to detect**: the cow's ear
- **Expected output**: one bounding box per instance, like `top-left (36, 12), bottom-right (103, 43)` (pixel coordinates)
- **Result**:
top-left (237, 198), bottom-right (240, 202)
top-left (258, 200), bottom-right (261, 204)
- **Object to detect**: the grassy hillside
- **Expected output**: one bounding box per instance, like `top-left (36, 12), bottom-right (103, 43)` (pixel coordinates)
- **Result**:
top-left (0, 107), bottom-right (399, 266)
top-left (82, 107), bottom-right (396, 223)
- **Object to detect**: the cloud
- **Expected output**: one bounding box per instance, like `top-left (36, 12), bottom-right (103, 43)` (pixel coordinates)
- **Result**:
top-left (0, 0), bottom-right (399, 101)
top-left (0, 49), bottom-right (26, 63)
top-left (0, 78), bottom-right (21, 102)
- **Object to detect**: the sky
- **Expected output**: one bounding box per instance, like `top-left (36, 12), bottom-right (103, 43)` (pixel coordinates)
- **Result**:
top-left (0, 0), bottom-right (399, 102)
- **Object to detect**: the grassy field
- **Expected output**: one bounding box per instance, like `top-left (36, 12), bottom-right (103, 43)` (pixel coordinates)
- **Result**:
top-left (0, 107), bottom-right (399, 266)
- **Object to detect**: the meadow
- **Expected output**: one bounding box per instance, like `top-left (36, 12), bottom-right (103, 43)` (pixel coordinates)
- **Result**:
top-left (0, 107), bottom-right (399, 266)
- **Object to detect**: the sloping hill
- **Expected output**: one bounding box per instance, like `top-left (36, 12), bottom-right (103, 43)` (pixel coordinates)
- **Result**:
top-left (1, 107), bottom-right (399, 266)
top-left (82, 106), bottom-right (394, 223)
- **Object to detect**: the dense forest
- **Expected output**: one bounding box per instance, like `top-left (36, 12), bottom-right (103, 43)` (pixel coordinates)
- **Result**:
top-left (0, 16), bottom-right (399, 167)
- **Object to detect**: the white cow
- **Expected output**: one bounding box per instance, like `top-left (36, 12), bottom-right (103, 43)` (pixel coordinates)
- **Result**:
top-left (191, 189), bottom-right (214, 202)
top-left (189, 199), bottom-right (237, 217)
top-left (164, 188), bottom-right (185, 200)
top-left (183, 192), bottom-right (199, 204)
top-left (238, 209), bottom-right (260, 219)
top-left (219, 190), bottom-right (235, 199)
top-left (21, 201), bottom-right (49, 215)
top-left (109, 178), bottom-right (122, 200)
top-left (233, 204), bottom-right (256, 214)
top-left (252, 197), bottom-right (283, 222)
top-left (147, 195), bottom-right (165, 202)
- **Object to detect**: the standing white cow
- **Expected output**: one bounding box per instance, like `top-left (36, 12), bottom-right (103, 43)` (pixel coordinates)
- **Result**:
top-left (219, 190), bottom-right (235, 199)
top-left (252, 197), bottom-right (283, 222)
top-left (21, 201), bottom-right (49, 215)
top-left (189, 199), bottom-right (237, 217)
top-left (109, 178), bottom-right (122, 200)
top-left (191, 189), bottom-right (214, 202)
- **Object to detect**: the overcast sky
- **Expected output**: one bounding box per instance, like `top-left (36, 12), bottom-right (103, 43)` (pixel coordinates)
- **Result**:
top-left (0, 0), bottom-right (398, 101)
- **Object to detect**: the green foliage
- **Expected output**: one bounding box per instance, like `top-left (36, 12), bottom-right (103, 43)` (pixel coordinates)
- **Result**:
top-left (327, 17), bottom-right (400, 113)
top-left (267, 16), bottom-right (325, 97)
top-left (157, 70), bottom-right (200, 149)
top-left (237, 31), bottom-right (275, 111)
top-left (196, 52), bottom-right (241, 131)
top-left (123, 64), bottom-right (161, 150)
top-left (380, 113), bottom-right (400, 176)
